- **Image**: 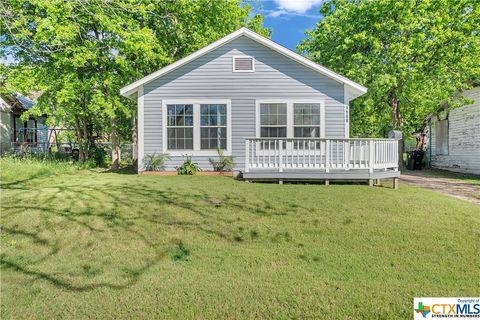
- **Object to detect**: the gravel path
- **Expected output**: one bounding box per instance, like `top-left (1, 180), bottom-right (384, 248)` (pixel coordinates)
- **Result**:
top-left (401, 170), bottom-right (480, 205)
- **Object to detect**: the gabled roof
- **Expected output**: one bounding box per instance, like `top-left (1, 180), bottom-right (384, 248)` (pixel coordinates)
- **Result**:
top-left (1, 94), bottom-right (35, 111)
top-left (120, 27), bottom-right (368, 100)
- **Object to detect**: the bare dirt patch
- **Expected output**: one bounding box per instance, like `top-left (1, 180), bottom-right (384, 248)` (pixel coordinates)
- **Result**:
top-left (401, 170), bottom-right (480, 204)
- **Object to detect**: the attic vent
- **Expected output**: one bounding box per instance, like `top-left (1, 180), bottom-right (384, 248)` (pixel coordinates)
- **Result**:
top-left (233, 56), bottom-right (254, 72)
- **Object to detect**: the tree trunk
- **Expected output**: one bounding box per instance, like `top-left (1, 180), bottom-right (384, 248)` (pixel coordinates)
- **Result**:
top-left (415, 120), bottom-right (429, 151)
top-left (389, 95), bottom-right (403, 129)
top-left (131, 111), bottom-right (138, 169)
top-left (83, 117), bottom-right (92, 157)
top-left (74, 114), bottom-right (88, 161)
top-left (111, 117), bottom-right (120, 170)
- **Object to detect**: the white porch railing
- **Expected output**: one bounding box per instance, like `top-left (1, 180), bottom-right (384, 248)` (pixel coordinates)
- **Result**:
top-left (244, 138), bottom-right (399, 173)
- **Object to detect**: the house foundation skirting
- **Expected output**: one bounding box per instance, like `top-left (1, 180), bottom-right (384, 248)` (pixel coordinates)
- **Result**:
top-left (243, 169), bottom-right (400, 180)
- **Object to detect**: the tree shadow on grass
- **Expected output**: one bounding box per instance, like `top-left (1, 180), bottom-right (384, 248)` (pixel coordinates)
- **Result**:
top-left (0, 250), bottom-right (168, 292)
top-left (0, 176), bottom-right (307, 292)
top-left (0, 176), bottom-right (41, 190)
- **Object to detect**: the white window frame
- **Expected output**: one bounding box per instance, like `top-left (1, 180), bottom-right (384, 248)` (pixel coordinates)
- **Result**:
top-left (293, 103), bottom-right (322, 138)
top-left (232, 55), bottom-right (255, 73)
top-left (162, 99), bottom-right (232, 156)
top-left (164, 103), bottom-right (195, 151)
top-left (257, 102), bottom-right (288, 138)
top-left (344, 84), bottom-right (350, 138)
top-left (255, 99), bottom-right (325, 139)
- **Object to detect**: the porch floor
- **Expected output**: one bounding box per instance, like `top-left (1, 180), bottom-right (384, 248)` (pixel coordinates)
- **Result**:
top-left (243, 168), bottom-right (400, 181)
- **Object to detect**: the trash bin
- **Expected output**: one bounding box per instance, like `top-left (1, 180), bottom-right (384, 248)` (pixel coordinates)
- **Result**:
top-left (72, 148), bottom-right (80, 161)
top-left (407, 150), bottom-right (424, 170)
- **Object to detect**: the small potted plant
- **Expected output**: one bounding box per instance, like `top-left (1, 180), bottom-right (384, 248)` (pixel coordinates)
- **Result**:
top-left (177, 155), bottom-right (200, 175)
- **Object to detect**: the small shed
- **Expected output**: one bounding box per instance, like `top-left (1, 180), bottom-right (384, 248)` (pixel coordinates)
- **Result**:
top-left (428, 86), bottom-right (480, 175)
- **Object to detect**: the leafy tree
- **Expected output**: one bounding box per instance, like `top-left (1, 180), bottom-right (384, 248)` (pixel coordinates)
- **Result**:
top-left (299, 0), bottom-right (480, 137)
top-left (1, 0), bottom-right (268, 167)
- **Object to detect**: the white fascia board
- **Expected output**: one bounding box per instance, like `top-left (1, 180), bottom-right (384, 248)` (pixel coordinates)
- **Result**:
top-left (0, 97), bottom-right (12, 112)
top-left (120, 27), bottom-right (368, 100)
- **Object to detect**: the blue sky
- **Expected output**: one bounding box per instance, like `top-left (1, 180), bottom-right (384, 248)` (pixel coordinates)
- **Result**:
top-left (252, 0), bottom-right (324, 50)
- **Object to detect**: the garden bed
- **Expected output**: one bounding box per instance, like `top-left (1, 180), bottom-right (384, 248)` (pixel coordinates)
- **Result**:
top-left (141, 171), bottom-right (234, 176)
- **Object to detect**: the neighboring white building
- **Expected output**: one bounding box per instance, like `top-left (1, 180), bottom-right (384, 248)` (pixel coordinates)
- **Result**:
top-left (0, 96), bottom-right (13, 155)
top-left (0, 94), bottom-right (49, 155)
top-left (428, 86), bottom-right (480, 175)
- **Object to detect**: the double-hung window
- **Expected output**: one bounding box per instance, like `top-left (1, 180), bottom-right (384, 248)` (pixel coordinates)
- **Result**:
top-left (256, 100), bottom-right (325, 143)
top-left (200, 104), bottom-right (227, 149)
top-left (166, 104), bottom-right (194, 150)
top-left (259, 103), bottom-right (287, 138)
top-left (294, 103), bottom-right (321, 138)
top-left (163, 100), bottom-right (231, 155)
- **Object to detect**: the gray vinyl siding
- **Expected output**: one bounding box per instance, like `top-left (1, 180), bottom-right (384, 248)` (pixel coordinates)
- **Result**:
top-left (429, 87), bottom-right (480, 175)
top-left (231, 99), bottom-right (256, 170)
top-left (142, 35), bottom-right (347, 171)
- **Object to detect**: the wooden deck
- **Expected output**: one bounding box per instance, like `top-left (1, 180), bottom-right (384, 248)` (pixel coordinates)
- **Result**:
top-left (243, 138), bottom-right (400, 187)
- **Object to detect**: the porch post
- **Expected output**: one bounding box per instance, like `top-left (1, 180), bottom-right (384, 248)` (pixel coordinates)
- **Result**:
top-left (369, 140), bottom-right (374, 173)
top-left (325, 140), bottom-right (330, 173)
top-left (393, 177), bottom-right (399, 189)
top-left (395, 140), bottom-right (400, 171)
top-left (245, 139), bottom-right (250, 173)
top-left (388, 130), bottom-right (403, 170)
top-left (345, 140), bottom-right (350, 170)
top-left (278, 139), bottom-right (283, 172)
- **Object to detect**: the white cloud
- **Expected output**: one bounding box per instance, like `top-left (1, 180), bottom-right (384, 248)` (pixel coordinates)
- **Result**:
top-left (269, 9), bottom-right (287, 17)
top-left (273, 0), bottom-right (323, 14)
top-left (265, 9), bottom-right (320, 19)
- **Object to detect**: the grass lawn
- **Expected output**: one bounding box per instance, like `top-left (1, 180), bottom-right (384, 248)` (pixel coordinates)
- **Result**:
top-left (1, 158), bottom-right (479, 319)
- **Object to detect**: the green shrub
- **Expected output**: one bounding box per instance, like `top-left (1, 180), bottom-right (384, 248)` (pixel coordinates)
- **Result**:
top-left (89, 144), bottom-right (108, 167)
top-left (177, 156), bottom-right (199, 175)
top-left (209, 147), bottom-right (234, 172)
top-left (78, 158), bottom-right (99, 169)
top-left (144, 153), bottom-right (170, 171)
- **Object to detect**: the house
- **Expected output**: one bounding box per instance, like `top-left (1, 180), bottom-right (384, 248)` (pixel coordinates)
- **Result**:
top-left (427, 86), bottom-right (480, 175)
top-left (0, 94), bottom-right (49, 155)
top-left (120, 28), bottom-right (400, 185)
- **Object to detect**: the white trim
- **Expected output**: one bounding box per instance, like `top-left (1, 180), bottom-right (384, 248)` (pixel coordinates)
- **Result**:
top-left (161, 99), bottom-right (232, 157)
top-left (193, 105), bottom-right (201, 151)
top-left (319, 101), bottom-right (325, 138)
top-left (120, 28), bottom-right (367, 99)
top-left (255, 99), bottom-right (325, 139)
top-left (287, 102), bottom-right (294, 138)
top-left (0, 97), bottom-right (13, 112)
top-left (137, 85), bottom-right (145, 171)
top-left (344, 84), bottom-right (350, 138)
top-left (255, 101), bottom-right (260, 138)
top-left (232, 55), bottom-right (255, 73)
